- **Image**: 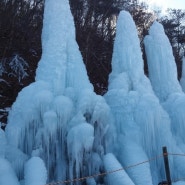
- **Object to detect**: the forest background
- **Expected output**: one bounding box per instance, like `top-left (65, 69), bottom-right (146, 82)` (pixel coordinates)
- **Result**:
top-left (0, 0), bottom-right (185, 127)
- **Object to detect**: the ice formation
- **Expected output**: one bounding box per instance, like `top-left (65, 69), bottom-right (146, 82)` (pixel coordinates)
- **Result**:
top-left (103, 153), bottom-right (135, 185)
top-left (0, 158), bottom-right (20, 185)
top-left (105, 11), bottom-right (185, 185)
top-left (144, 21), bottom-right (182, 102)
top-left (144, 22), bottom-right (185, 152)
top-left (2, 0), bottom-right (185, 185)
top-left (24, 157), bottom-right (47, 185)
top-left (180, 57), bottom-right (185, 92)
top-left (36, 0), bottom-right (92, 95)
top-left (5, 0), bottom-right (113, 184)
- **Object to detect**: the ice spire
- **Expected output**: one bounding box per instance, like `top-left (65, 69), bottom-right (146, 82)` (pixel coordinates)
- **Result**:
top-left (36, 0), bottom-right (92, 95)
top-left (144, 22), bottom-right (185, 148)
top-left (5, 0), bottom-right (113, 184)
top-left (105, 11), bottom-right (185, 185)
top-left (105, 11), bottom-right (155, 184)
top-left (144, 21), bottom-right (182, 102)
top-left (109, 11), bottom-right (153, 94)
top-left (143, 21), bottom-right (185, 180)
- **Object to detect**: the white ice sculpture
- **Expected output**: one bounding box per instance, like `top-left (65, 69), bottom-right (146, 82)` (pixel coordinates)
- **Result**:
top-left (5, 0), bottom-right (113, 184)
top-left (36, 0), bottom-right (93, 95)
top-left (144, 22), bottom-right (185, 152)
top-left (144, 21), bottom-right (182, 102)
top-left (105, 10), bottom-right (185, 185)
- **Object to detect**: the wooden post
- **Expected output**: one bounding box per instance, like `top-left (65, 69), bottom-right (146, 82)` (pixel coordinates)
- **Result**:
top-left (163, 146), bottom-right (171, 185)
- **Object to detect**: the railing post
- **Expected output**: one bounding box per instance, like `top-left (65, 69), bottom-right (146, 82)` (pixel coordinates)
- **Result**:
top-left (163, 146), bottom-right (171, 185)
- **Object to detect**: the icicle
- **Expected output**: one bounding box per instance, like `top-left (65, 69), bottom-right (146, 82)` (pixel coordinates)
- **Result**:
top-left (24, 157), bottom-right (47, 185)
top-left (86, 178), bottom-right (96, 185)
top-left (103, 153), bottom-right (135, 185)
top-left (0, 158), bottom-right (20, 185)
top-left (91, 95), bottom-right (113, 155)
top-left (52, 95), bottom-right (73, 132)
top-left (43, 110), bottom-right (57, 137)
top-left (67, 123), bottom-right (94, 181)
top-left (0, 128), bottom-right (6, 158)
top-left (117, 137), bottom-right (153, 185)
top-left (5, 146), bottom-right (28, 180)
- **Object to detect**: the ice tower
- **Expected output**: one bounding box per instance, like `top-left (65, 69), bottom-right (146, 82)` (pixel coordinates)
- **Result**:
top-left (36, 0), bottom-right (93, 95)
top-left (144, 22), bottom-right (185, 160)
top-left (105, 11), bottom-right (185, 185)
top-left (5, 0), bottom-right (113, 184)
top-left (144, 21), bottom-right (182, 102)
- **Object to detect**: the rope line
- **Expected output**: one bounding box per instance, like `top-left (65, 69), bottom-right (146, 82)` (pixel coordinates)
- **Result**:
top-left (45, 152), bottom-right (185, 185)
top-left (168, 153), bottom-right (185, 157)
top-left (172, 177), bottom-right (185, 183)
top-left (45, 154), bottom-right (163, 185)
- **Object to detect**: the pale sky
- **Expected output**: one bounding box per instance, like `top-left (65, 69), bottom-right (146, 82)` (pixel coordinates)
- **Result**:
top-left (141, 0), bottom-right (185, 12)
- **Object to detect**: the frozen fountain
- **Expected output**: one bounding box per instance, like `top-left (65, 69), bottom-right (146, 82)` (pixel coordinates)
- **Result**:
top-left (1, 0), bottom-right (185, 185)
top-left (144, 21), bottom-right (182, 102)
top-left (105, 11), bottom-right (185, 185)
top-left (144, 22), bottom-right (185, 153)
top-left (4, 0), bottom-right (114, 184)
